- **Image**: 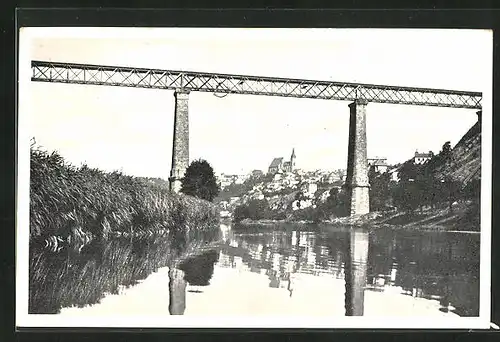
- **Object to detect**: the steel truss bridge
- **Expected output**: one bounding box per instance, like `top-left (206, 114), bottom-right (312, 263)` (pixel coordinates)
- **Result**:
top-left (30, 60), bottom-right (483, 216)
top-left (31, 60), bottom-right (482, 109)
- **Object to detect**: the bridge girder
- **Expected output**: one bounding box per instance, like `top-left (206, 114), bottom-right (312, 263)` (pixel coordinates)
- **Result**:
top-left (31, 60), bottom-right (482, 109)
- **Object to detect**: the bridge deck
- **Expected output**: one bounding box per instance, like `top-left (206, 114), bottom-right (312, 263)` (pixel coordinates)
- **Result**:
top-left (31, 60), bottom-right (482, 109)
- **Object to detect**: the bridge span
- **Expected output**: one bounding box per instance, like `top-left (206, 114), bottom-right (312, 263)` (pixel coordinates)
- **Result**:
top-left (31, 60), bottom-right (482, 216)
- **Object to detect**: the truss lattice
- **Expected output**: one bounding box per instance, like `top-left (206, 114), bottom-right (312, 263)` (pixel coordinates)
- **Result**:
top-left (31, 61), bottom-right (482, 109)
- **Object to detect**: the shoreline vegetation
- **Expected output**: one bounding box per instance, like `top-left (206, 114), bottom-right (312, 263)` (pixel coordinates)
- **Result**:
top-left (30, 146), bottom-right (220, 249)
top-left (233, 200), bottom-right (480, 233)
top-left (29, 146), bottom-right (221, 313)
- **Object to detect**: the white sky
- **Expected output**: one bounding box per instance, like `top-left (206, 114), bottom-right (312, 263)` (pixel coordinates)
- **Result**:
top-left (22, 28), bottom-right (490, 178)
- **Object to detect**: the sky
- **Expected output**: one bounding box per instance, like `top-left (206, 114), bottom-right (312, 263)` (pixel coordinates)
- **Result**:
top-left (20, 28), bottom-right (491, 178)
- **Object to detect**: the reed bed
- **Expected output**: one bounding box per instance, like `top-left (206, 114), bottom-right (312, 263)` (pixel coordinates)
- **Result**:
top-left (30, 146), bottom-right (220, 247)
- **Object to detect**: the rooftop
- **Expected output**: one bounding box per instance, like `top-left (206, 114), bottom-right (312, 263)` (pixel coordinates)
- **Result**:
top-left (269, 157), bottom-right (284, 168)
top-left (414, 151), bottom-right (433, 158)
top-left (368, 158), bottom-right (388, 166)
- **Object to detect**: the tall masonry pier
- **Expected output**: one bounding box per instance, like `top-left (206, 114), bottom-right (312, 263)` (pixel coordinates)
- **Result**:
top-left (169, 89), bottom-right (190, 192)
top-left (345, 99), bottom-right (370, 216)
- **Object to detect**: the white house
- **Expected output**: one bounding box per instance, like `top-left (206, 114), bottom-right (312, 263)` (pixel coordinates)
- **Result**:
top-left (414, 150), bottom-right (434, 164)
top-left (368, 157), bottom-right (389, 173)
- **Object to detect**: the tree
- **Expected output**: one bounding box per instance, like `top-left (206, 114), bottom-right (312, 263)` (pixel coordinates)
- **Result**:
top-left (232, 199), bottom-right (269, 222)
top-left (441, 141), bottom-right (452, 161)
top-left (180, 159), bottom-right (220, 201)
top-left (463, 178), bottom-right (480, 204)
top-left (369, 166), bottom-right (391, 211)
top-left (233, 204), bottom-right (249, 222)
top-left (398, 160), bottom-right (418, 182)
top-left (294, 191), bottom-right (308, 209)
top-left (246, 199), bottom-right (269, 220)
top-left (318, 186), bottom-right (349, 218)
top-left (441, 177), bottom-right (461, 213)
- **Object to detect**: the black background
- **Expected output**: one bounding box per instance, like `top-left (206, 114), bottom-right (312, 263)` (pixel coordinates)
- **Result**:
top-left (2, 4), bottom-right (500, 342)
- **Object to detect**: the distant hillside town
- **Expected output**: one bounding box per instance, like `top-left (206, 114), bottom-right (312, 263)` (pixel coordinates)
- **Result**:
top-left (214, 146), bottom-right (400, 220)
top-left (216, 148), bottom-right (437, 192)
top-left (213, 118), bottom-right (480, 221)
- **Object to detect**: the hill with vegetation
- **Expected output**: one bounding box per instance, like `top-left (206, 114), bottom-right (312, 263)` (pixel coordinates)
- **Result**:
top-left (356, 120), bottom-right (481, 231)
top-left (221, 119), bottom-right (481, 231)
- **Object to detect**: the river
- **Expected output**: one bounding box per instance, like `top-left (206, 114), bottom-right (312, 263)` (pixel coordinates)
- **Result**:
top-left (31, 223), bottom-right (480, 318)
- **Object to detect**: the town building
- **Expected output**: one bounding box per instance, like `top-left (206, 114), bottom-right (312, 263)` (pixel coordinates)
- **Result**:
top-left (229, 197), bottom-right (240, 205)
top-left (251, 169), bottom-right (264, 178)
top-left (233, 174), bottom-right (249, 185)
top-left (218, 173), bottom-right (249, 187)
top-left (268, 157), bottom-right (284, 174)
top-left (217, 174), bottom-right (236, 188)
top-left (301, 182), bottom-right (318, 195)
top-left (286, 148), bottom-right (296, 172)
top-left (414, 150), bottom-right (434, 164)
top-left (368, 157), bottom-right (389, 173)
top-left (268, 148), bottom-right (296, 174)
top-left (388, 166), bottom-right (401, 182)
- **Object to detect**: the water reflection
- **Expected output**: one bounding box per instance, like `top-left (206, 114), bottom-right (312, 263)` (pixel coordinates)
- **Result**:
top-left (168, 249), bottom-right (220, 314)
top-left (29, 228), bottom-right (220, 314)
top-left (168, 268), bottom-right (187, 315)
top-left (30, 222), bottom-right (479, 317)
top-left (344, 229), bottom-right (369, 316)
top-left (199, 223), bottom-right (479, 317)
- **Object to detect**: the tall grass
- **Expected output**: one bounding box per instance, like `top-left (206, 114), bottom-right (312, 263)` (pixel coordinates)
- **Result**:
top-left (30, 146), bottom-right (220, 248)
top-left (28, 146), bottom-right (221, 313)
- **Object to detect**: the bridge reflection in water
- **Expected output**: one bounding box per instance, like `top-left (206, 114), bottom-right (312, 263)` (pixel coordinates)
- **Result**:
top-left (168, 224), bottom-right (479, 317)
top-left (30, 220), bottom-right (479, 317)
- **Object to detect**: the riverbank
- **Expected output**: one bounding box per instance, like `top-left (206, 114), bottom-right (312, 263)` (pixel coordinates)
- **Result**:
top-left (30, 146), bottom-right (220, 249)
top-left (233, 200), bottom-right (480, 232)
top-left (29, 146), bottom-right (221, 313)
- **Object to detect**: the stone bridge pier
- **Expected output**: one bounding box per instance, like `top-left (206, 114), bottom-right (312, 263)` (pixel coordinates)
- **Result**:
top-left (346, 99), bottom-right (370, 216)
top-left (169, 89), bottom-right (190, 193)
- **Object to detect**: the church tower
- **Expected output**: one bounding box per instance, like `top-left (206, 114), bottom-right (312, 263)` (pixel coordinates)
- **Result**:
top-left (290, 148), bottom-right (296, 172)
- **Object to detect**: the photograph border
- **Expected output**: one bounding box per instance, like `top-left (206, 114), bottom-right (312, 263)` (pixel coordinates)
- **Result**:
top-left (4, 6), bottom-right (500, 341)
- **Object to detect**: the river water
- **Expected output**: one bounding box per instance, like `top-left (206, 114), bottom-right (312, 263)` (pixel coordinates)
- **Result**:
top-left (31, 223), bottom-right (480, 318)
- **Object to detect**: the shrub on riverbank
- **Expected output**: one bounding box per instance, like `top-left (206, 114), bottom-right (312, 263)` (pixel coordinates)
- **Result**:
top-left (29, 146), bottom-right (220, 248)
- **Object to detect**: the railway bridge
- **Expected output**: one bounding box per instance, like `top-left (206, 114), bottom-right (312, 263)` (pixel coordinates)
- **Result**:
top-left (31, 60), bottom-right (482, 216)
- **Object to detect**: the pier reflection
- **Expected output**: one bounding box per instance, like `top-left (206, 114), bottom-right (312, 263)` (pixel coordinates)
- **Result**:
top-left (344, 229), bottom-right (369, 316)
top-left (168, 249), bottom-right (220, 314)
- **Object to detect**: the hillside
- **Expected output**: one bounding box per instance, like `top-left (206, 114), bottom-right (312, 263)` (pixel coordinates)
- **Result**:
top-left (215, 169), bottom-right (345, 220)
top-left (436, 121), bottom-right (481, 185)
top-left (328, 120), bottom-right (482, 231)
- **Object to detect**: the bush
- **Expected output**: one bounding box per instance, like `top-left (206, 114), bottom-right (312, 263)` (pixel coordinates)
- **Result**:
top-left (290, 206), bottom-right (318, 222)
